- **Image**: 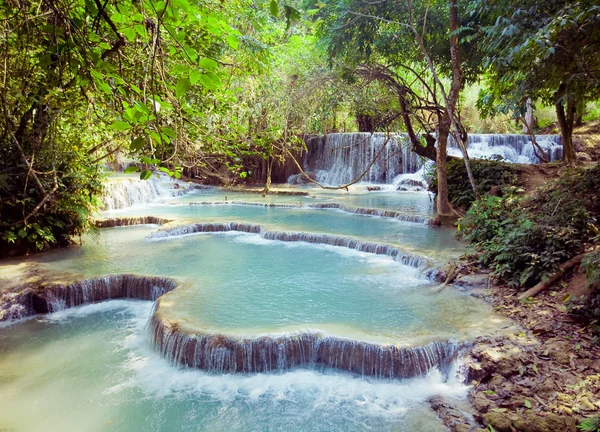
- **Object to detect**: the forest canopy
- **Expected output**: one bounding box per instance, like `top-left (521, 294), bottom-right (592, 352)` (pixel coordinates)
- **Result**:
top-left (1, 0), bottom-right (600, 255)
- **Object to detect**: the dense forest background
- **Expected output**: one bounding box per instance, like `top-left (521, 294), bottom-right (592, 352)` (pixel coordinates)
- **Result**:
top-left (1, 0), bottom-right (599, 255)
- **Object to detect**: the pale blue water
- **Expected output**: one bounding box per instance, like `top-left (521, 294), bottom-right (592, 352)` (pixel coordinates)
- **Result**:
top-left (104, 197), bottom-right (462, 260)
top-left (0, 186), bottom-right (493, 432)
top-left (0, 301), bottom-right (458, 432)
top-left (32, 226), bottom-right (489, 342)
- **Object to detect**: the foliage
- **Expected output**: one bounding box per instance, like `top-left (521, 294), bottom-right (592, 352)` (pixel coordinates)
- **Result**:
top-left (429, 158), bottom-right (519, 209)
top-left (0, 0), bottom-right (309, 255)
top-left (578, 415), bottom-right (600, 432)
top-left (459, 165), bottom-right (600, 288)
top-left (471, 0), bottom-right (600, 162)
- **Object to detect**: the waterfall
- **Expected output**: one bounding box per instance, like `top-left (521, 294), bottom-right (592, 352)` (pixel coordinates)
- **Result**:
top-left (301, 133), bottom-right (421, 185)
top-left (0, 275), bottom-right (178, 321)
top-left (298, 133), bottom-right (562, 186)
top-left (447, 134), bottom-right (563, 163)
top-left (95, 216), bottom-right (171, 228)
top-left (150, 310), bottom-right (465, 379)
top-left (147, 223), bottom-right (430, 269)
top-left (102, 174), bottom-right (194, 210)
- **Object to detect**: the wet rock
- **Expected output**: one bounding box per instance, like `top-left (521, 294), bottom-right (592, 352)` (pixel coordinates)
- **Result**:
top-left (470, 393), bottom-right (492, 414)
top-left (577, 152), bottom-right (592, 162)
top-left (512, 410), bottom-right (577, 432)
top-left (287, 172), bottom-right (318, 185)
top-left (483, 411), bottom-right (513, 432)
top-left (428, 216), bottom-right (442, 227)
top-left (396, 178), bottom-right (427, 191)
top-left (366, 186), bottom-right (381, 191)
top-left (455, 274), bottom-right (489, 289)
top-left (427, 396), bottom-right (479, 432)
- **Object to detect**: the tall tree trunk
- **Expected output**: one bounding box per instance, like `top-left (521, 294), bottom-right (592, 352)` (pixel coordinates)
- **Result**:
top-left (436, 114), bottom-right (453, 216)
top-left (447, 0), bottom-right (480, 200)
top-left (555, 93), bottom-right (577, 167)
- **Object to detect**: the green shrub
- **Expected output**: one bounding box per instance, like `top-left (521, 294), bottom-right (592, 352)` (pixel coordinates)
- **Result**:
top-left (578, 416), bottom-right (600, 432)
top-left (459, 165), bottom-right (600, 289)
top-left (429, 158), bottom-right (520, 209)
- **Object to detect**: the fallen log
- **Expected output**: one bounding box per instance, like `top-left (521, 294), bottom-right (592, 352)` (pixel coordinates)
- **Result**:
top-left (518, 254), bottom-right (585, 301)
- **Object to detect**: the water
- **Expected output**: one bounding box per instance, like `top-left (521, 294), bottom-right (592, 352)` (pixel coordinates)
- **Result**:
top-left (302, 133), bottom-right (422, 185)
top-left (0, 181), bottom-right (518, 431)
top-left (103, 172), bottom-right (197, 210)
top-left (299, 133), bottom-right (562, 187)
top-left (0, 302), bottom-right (459, 432)
top-left (447, 134), bottom-right (562, 163)
top-left (101, 193), bottom-right (460, 260)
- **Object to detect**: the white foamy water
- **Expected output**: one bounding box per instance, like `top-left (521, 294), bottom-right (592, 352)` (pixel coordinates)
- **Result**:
top-left (0, 301), bottom-right (467, 431)
top-left (103, 173), bottom-right (195, 210)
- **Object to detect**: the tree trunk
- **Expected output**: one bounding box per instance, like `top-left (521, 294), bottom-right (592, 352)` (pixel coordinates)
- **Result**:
top-left (447, 0), bottom-right (480, 200)
top-left (436, 114), bottom-right (454, 216)
top-left (555, 94), bottom-right (577, 167)
top-left (521, 98), bottom-right (535, 133)
top-left (398, 86), bottom-right (438, 161)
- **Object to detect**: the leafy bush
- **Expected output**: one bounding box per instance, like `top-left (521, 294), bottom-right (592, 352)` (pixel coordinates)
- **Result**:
top-left (429, 158), bottom-right (520, 209)
top-left (578, 416), bottom-right (600, 432)
top-left (459, 165), bottom-right (600, 288)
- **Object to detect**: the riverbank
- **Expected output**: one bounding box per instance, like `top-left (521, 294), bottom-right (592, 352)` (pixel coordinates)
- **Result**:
top-left (434, 263), bottom-right (600, 432)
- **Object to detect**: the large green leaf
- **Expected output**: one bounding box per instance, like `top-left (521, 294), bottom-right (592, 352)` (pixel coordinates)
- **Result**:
top-left (175, 78), bottom-right (191, 98)
top-left (226, 34), bottom-right (239, 49)
top-left (140, 169), bottom-right (153, 180)
top-left (270, 0), bottom-right (278, 17)
top-left (110, 121), bottom-right (130, 131)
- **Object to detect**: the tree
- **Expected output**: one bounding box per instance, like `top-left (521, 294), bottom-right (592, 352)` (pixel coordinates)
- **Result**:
top-left (473, 0), bottom-right (600, 166)
top-left (0, 0), bottom-right (304, 254)
top-left (314, 0), bottom-right (481, 217)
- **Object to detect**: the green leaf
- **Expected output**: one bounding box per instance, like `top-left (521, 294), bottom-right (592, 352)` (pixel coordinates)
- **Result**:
top-left (140, 169), bottom-right (153, 180)
top-left (284, 5), bottom-right (301, 30)
top-left (269, 0), bottom-right (278, 17)
top-left (524, 400), bottom-right (532, 409)
top-left (190, 70), bottom-right (202, 85)
top-left (226, 34), bottom-right (239, 49)
top-left (161, 127), bottom-right (177, 138)
top-left (110, 121), bottom-right (130, 131)
top-left (124, 166), bottom-right (139, 174)
top-left (199, 58), bottom-right (218, 70)
top-left (130, 136), bottom-right (146, 151)
top-left (175, 78), bottom-right (191, 99)
top-left (123, 27), bottom-right (137, 43)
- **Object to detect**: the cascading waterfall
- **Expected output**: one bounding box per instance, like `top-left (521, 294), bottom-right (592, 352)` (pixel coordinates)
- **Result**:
top-left (102, 174), bottom-right (194, 210)
top-left (297, 133), bottom-right (563, 187)
top-left (300, 133), bottom-right (421, 185)
top-left (95, 216), bottom-right (171, 227)
top-left (0, 275), bottom-right (178, 322)
top-left (2, 269), bottom-right (465, 381)
top-left (146, 222), bottom-right (430, 269)
top-left (150, 309), bottom-right (465, 379)
top-left (447, 134), bottom-right (562, 163)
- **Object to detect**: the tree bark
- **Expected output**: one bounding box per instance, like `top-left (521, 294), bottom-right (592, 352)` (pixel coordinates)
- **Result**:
top-left (521, 98), bottom-right (535, 134)
top-left (436, 114), bottom-right (454, 216)
top-left (555, 97), bottom-right (577, 166)
top-left (447, 0), bottom-right (479, 201)
top-left (555, 87), bottom-right (577, 167)
top-left (397, 86), bottom-right (438, 161)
